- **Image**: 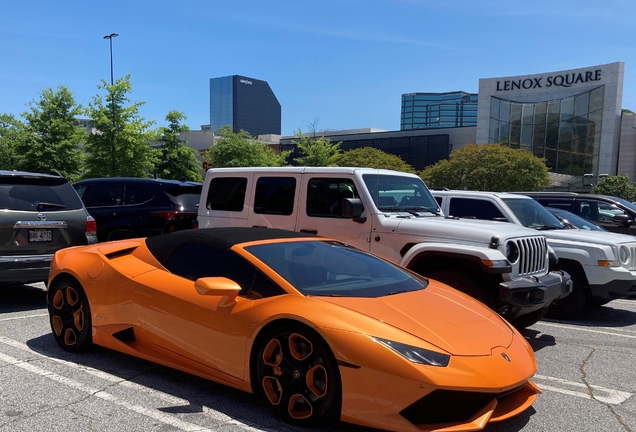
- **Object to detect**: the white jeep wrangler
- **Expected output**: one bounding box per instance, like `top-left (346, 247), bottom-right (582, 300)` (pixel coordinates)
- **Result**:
top-left (197, 167), bottom-right (572, 328)
top-left (432, 190), bottom-right (636, 318)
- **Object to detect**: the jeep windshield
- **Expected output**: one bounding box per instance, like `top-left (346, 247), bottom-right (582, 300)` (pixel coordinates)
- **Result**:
top-left (502, 198), bottom-right (565, 230)
top-left (245, 240), bottom-right (426, 298)
top-left (362, 174), bottom-right (440, 215)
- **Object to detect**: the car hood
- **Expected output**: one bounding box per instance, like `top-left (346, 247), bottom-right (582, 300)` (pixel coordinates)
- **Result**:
top-left (542, 229), bottom-right (636, 246)
top-left (376, 215), bottom-right (537, 243)
top-left (318, 283), bottom-right (513, 356)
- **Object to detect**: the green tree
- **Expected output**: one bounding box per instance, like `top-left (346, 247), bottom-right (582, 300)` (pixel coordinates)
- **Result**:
top-left (205, 125), bottom-right (290, 167)
top-left (84, 75), bottom-right (158, 178)
top-left (292, 129), bottom-right (341, 166)
top-left (155, 111), bottom-right (202, 181)
top-left (593, 174), bottom-right (636, 201)
top-left (17, 86), bottom-right (84, 181)
top-left (336, 147), bottom-right (416, 173)
top-left (420, 143), bottom-right (550, 191)
top-left (0, 114), bottom-right (30, 170)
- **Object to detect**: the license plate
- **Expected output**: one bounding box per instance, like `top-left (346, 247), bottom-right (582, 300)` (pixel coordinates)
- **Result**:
top-left (29, 229), bottom-right (53, 242)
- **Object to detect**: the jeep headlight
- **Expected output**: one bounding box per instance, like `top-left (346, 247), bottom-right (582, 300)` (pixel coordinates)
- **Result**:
top-left (373, 337), bottom-right (450, 367)
top-left (505, 241), bottom-right (519, 264)
top-left (619, 245), bottom-right (631, 265)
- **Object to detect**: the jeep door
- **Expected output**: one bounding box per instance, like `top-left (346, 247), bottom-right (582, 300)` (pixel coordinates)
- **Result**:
top-left (295, 175), bottom-right (371, 251)
top-left (246, 174), bottom-right (301, 231)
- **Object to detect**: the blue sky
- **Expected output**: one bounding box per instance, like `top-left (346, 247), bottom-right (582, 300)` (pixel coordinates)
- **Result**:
top-left (1, 0), bottom-right (635, 136)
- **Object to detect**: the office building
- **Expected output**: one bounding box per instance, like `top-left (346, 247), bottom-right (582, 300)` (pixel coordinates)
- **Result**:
top-left (209, 75), bottom-right (281, 137)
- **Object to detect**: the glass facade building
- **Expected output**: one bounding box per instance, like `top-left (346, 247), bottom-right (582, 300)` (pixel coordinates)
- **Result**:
top-left (488, 86), bottom-right (605, 176)
top-left (401, 91), bottom-right (478, 130)
top-left (209, 75), bottom-right (281, 137)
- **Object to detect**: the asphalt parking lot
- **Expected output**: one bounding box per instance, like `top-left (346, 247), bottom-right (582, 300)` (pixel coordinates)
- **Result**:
top-left (1, 283), bottom-right (635, 432)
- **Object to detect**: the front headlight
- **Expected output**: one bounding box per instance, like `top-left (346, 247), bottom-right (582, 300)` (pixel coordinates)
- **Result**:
top-left (619, 245), bottom-right (631, 265)
top-left (373, 337), bottom-right (450, 367)
top-left (505, 241), bottom-right (519, 264)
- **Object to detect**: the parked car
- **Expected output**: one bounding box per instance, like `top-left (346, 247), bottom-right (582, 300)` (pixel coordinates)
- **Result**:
top-left (519, 192), bottom-right (636, 234)
top-left (74, 177), bottom-right (202, 242)
top-left (546, 207), bottom-right (606, 231)
top-left (432, 190), bottom-right (636, 318)
top-left (0, 170), bottom-right (97, 285)
top-left (196, 167), bottom-right (572, 329)
top-left (47, 227), bottom-right (540, 431)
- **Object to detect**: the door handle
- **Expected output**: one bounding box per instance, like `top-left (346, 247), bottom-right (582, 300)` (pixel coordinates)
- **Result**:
top-left (300, 229), bottom-right (318, 234)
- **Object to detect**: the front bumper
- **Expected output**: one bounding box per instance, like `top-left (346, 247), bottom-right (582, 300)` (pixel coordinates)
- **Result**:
top-left (498, 271), bottom-right (573, 319)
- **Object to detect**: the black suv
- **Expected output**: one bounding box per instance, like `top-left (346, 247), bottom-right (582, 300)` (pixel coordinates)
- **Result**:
top-left (0, 170), bottom-right (97, 285)
top-left (519, 192), bottom-right (636, 235)
top-left (73, 177), bottom-right (202, 242)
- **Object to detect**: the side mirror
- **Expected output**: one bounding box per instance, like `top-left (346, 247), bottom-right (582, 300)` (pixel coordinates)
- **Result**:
top-left (194, 276), bottom-right (241, 307)
top-left (612, 214), bottom-right (633, 227)
top-left (341, 198), bottom-right (366, 223)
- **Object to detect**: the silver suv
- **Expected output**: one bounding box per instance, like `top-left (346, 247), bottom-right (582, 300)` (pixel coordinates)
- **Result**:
top-left (0, 170), bottom-right (97, 285)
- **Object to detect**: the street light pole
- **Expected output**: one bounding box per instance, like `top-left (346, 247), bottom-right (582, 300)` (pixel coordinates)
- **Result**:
top-left (103, 33), bottom-right (118, 85)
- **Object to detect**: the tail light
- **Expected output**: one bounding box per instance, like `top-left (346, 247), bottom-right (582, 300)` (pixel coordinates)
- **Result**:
top-left (86, 216), bottom-right (97, 236)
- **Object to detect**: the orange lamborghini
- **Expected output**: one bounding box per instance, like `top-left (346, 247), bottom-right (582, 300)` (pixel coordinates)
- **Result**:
top-left (47, 227), bottom-right (540, 432)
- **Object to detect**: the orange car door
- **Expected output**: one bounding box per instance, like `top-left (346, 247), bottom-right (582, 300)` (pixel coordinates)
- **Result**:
top-left (131, 269), bottom-right (253, 381)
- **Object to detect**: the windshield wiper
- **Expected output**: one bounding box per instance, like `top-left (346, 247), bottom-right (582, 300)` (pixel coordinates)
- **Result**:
top-left (529, 224), bottom-right (560, 230)
top-left (36, 202), bottom-right (66, 210)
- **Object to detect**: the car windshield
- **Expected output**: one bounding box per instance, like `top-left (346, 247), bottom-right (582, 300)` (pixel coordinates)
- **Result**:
top-left (547, 208), bottom-right (605, 231)
top-left (502, 198), bottom-right (565, 229)
top-left (362, 174), bottom-right (440, 214)
top-left (245, 240), bottom-right (426, 297)
top-left (605, 196), bottom-right (636, 212)
top-left (0, 177), bottom-right (83, 211)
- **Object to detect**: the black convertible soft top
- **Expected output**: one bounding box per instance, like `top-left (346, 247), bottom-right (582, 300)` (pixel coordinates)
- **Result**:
top-left (145, 227), bottom-right (316, 268)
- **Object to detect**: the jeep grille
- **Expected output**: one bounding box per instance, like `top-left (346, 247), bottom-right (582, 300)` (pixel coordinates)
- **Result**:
top-left (514, 236), bottom-right (548, 276)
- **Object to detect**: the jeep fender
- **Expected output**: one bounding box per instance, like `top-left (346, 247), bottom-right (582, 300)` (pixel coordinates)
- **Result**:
top-left (549, 244), bottom-right (615, 266)
top-left (400, 242), bottom-right (511, 274)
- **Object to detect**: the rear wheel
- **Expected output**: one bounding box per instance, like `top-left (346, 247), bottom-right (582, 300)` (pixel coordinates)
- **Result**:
top-left (106, 229), bottom-right (138, 241)
top-left (255, 324), bottom-right (341, 426)
top-left (48, 279), bottom-right (93, 352)
top-left (425, 269), bottom-right (495, 309)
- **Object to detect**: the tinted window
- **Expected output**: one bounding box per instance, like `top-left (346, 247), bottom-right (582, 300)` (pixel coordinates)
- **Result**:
top-left (124, 185), bottom-right (153, 205)
top-left (0, 177), bottom-right (83, 211)
top-left (165, 243), bottom-right (283, 299)
top-left (254, 177), bottom-right (295, 215)
top-left (206, 177), bottom-right (247, 211)
top-left (448, 198), bottom-right (508, 221)
top-left (245, 240), bottom-right (426, 298)
top-left (82, 184), bottom-right (124, 207)
top-left (306, 178), bottom-right (358, 217)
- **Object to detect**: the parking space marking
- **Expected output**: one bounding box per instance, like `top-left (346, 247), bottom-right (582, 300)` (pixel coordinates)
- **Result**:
top-left (0, 313), bottom-right (48, 322)
top-left (536, 321), bottom-right (636, 339)
top-left (0, 351), bottom-right (211, 431)
top-left (0, 336), bottom-right (265, 431)
top-left (534, 375), bottom-right (632, 404)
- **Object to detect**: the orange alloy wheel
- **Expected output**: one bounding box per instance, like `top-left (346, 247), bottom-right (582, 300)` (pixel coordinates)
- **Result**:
top-left (48, 279), bottom-right (93, 352)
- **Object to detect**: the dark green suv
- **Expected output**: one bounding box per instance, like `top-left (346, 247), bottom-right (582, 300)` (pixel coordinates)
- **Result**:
top-left (0, 170), bottom-right (97, 285)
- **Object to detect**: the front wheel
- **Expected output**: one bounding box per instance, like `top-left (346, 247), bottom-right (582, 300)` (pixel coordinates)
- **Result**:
top-left (545, 265), bottom-right (589, 319)
top-left (508, 307), bottom-right (548, 329)
top-left (255, 325), bottom-right (341, 426)
top-left (425, 269), bottom-right (495, 309)
top-left (48, 279), bottom-right (93, 352)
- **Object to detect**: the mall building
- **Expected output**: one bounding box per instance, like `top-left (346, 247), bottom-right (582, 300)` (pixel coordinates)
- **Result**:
top-left (191, 63), bottom-right (636, 185)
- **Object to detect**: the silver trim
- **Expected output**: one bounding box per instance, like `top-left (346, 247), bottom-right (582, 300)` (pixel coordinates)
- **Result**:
top-left (13, 221), bottom-right (68, 229)
top-left (515, 236), bottom-right (548, 276)
top-left (0, 254), bottom-right (54, 263)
